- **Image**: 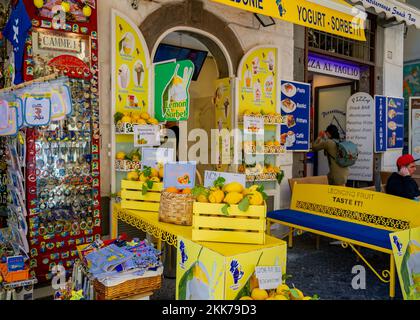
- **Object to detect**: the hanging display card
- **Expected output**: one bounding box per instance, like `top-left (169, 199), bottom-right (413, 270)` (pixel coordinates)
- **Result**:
top-left (280, 80), bottom-right (311, 151)
top-left (386, 97), bottom-right (405, 150)
top-left (204, 171), bottom-right (246, 188)
top-left (24, 94), bottom-right (51, 127)
top-left (163, 162), bottom-right (196, 189)
top-left (0, 107), bottom-right (18, 136)
top-left (141, 147), bottom-right (175, 169)
top-left (374, 95), bottom-right (387, 153)
top-left (0, 100), bottom-right (9, 129)
top-left (134, 125), bottom-right (160, 147)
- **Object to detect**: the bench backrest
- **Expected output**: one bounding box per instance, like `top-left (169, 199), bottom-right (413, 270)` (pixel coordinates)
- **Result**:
top-left (288, 176), bottom-right (329, 193)
top-left (290, 184), bottom-right (420, 231)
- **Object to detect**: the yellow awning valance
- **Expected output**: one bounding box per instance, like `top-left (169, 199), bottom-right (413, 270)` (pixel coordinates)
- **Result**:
top-left (212, 0), bottom-right (366, 41)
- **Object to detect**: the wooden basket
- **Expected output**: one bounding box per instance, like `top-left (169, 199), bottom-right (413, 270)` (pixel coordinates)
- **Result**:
top-left (192, 202), bottom-right (267, 244)
top-left (158, 191), bottom-right (195, 226)
top-left (93, 273), bottom-right (162, 300)
top-left (120, 180), bottom-right (163, 211)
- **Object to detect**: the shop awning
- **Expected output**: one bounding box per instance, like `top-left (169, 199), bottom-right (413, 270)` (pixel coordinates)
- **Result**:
top-left (211, 0), bottom-right (367, 41)
top-left (350, 0), bottom-right (420, 28)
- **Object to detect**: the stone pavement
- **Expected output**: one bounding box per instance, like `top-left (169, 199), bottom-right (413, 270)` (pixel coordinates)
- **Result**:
top-left (152, 232), bottom-right (402, 300)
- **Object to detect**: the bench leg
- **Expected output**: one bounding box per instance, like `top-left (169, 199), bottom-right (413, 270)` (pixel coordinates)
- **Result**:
top-left (315, 235), bottom-right (320, 250)
top-left (288, 228), bottom-right (294, 248)
top-left (389, 254), bottom-right (395, 299)
top-left (266, 220), bottom-right (272, 236)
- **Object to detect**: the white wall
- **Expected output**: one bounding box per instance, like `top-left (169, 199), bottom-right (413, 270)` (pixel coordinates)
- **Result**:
top-left (97, 0), bottom-right (295, 209)
top-left (404, 27), bottom-right (420, 62)
top-left (382, 23), bottom-right (405, 171)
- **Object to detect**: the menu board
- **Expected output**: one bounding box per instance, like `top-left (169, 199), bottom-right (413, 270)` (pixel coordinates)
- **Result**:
top-left (114, 13), bottom-right (149, 114)
top-left (410, 98), bottom-right (420, 160)
top-left (280, 80), bottom-right (311, 151)
top-left (374, 95), bottom-right (387, 153)
top-left (238, 48), bottom-right (277, 115)
top-left (386, 97), bottom-right (405, 150)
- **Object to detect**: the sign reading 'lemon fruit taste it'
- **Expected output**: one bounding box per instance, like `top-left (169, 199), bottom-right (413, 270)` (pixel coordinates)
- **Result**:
top-left (154, 60), bottom-right (195, 121)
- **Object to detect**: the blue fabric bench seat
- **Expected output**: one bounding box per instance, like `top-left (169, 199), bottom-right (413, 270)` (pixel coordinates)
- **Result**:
top-left (268, 209), bottom-right (392, 250)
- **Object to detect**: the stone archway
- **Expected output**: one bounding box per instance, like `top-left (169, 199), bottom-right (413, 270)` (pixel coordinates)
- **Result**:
top-left (139, 0), bottom-right (243, 77)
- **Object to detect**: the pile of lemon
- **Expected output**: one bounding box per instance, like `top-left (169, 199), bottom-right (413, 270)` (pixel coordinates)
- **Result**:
top-left (241, 284), bottom-right (315, 301)
top-left (118, 111), bottom-right (159, 125)
top-left (195, 182), bottom-right (264, 206)
top-left (126, 164), bottom-right (164, 183)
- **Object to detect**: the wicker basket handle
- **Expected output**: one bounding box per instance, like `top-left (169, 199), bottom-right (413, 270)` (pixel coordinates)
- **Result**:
top-left (195, 169), bottom-right (203, 186)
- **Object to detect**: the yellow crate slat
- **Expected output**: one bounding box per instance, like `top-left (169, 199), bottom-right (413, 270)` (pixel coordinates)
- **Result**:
top-left (120, 200), bottom-right (160, 212)
top-left (121, 190), bottom-right (161, 202)
top-left (193, 216), bottom-right (265, 231)
top-left (193, 202), bottom-right (266, 217)
top-left (192, 229), bottom-right (265, 245)
top-left (121, 180), bottom-right (163, 192)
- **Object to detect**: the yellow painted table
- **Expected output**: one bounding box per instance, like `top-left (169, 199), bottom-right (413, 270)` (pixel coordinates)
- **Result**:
top-left (113, 204), bottom-right (287, 300)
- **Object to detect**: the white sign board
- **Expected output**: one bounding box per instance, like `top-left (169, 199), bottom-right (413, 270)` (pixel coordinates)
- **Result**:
top-left (244, 116), bottom-right (264, 135)
top-left (346, 93), bottom-right (374, 181)
top-left (134, 125), bottom-right (160, 147)
top-left (255, 266), bottom-right (282, 290)
top-left (204, 171), bottom-right (246, 188)
top-left (141, 147), bottom-right (175, 169)
top-left (410, 97), bottom-right (420, 160)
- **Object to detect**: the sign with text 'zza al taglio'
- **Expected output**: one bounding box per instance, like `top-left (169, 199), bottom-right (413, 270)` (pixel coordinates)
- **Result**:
top-left (212, 0), bottom-right (366, 41)
top-left (154, 60), bottom-right (194, 122)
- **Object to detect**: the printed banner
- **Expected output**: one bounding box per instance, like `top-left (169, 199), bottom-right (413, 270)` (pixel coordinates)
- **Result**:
top-left (212, 0), bottom-right (366, 41)
top-left (308, 53), bottom-right (361, 80)
top-left (280, 80), bottom-right (311, 151)
top-left (375, 95), bottom-right (387, 153)
top-left (346, 93), bottom-right (374, 181)
top-left (238, 47), bottom-right (277, 115)
top-left (113, 12), bottom-right (149, 114)
top-left (386, 97), bottom-right (404, 150)
top-left (390, 227), bottom-right (420, 300)
top-left (154, 60), bottom-right (194, 121)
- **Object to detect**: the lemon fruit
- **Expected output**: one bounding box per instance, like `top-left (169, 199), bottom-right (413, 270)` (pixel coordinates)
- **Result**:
top-left (148, 118), bottom-right (159, 125)
top-left (248, 191), bottom-right (264, 205)
top-left (121, 115), bottom-right (132, 123)
top-left (116, 151), bottom-right (126, 160)
top-left (239, 296), bottom-right (253, 300)
top-left (150, 177), bottom-right (160, 183)
top-left (197, 194), bottom-right (209, 203)
top-left (274, 294), bottom-right (288, 300)
top-left (223, 182), bottom-right (244, 193)
top-left (150, 168), bottom-right (159, 178)
top-left (140, 112), bottom-right (150, 120)
top-left (276, 284), bottom-right (290, 295)
top-left (83, 4), bottom-right (92, 17)
top-left (139, 173), bottom-right (149, 182)
top-left (289, 288), bottom-right (304, 300)
top-left (223, 192), bottom-right (244, 205)
top-left (127, 171), bottom-right (139, 181)
top-left (251, 288), bottom-right (268, 301)
top-left (61, 1), bottom-right (70, 12)
top-left (34, 0), bottom-right (44, 8)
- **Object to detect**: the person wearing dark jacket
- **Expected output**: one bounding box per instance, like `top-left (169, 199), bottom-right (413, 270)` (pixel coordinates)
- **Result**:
top-left (386, 154), bottom-right (420, 200)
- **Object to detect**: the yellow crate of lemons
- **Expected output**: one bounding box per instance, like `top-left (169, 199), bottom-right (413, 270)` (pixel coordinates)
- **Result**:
top-left (120, 164), bottom-right (165, 211)
top-left (191, 178), bottom-right (267, 245)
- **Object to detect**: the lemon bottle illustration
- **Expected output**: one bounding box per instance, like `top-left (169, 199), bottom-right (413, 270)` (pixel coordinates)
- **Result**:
top-left (162, 64), bottom-right (180, 119)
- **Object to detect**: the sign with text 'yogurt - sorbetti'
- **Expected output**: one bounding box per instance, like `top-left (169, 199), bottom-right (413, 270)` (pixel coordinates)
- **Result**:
top-left (280, 80), bottom-right (311, 151)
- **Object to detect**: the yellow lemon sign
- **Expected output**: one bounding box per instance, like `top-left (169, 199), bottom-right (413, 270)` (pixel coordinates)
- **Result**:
top-left (212, 0), bottom-right (366, 41)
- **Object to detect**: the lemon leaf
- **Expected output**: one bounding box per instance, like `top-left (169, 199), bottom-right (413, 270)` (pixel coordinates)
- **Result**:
top-left (221, 204), bottom-right (230, 216)
top-left (146, 180), bottom-right (154, 189)
top-left (282, 274), bottom-right (293, 281)
top-left (141, 184), bottom-right (148, 195)
top-left (238, 197), bottom-right (250, 212)
top-left (289, 288), bottom-right (300, 299)
top-left (276, 170), bottom-right (285, 185)
top-left (213, 177), bottom-right (226, 189)
top-left (142, 166), bottom-right (152, 177)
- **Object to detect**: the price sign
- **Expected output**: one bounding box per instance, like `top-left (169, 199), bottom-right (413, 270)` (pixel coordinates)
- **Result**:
top-left (255, 266), bottom-right (282, 290)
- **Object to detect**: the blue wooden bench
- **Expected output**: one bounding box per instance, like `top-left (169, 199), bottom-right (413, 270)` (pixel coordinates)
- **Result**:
top-left (267, 183), bottom-right (420, 299)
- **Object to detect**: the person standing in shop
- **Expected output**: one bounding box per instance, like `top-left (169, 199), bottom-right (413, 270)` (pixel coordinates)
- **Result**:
top-left (165, 121), bottom-right (180, 161)
top-left (312, 124), bottom-right (349, 186)
top-left (386, 154), bottom-right (420, 201)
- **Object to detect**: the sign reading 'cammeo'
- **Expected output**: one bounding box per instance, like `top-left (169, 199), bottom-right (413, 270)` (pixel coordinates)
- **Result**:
top-left (38, 33), bottom-right (82, 53)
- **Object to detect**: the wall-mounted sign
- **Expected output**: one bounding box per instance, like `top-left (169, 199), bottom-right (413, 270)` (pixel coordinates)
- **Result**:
top-left (386, 97), bottom-right (405, 150)
top-left (212, 0), bottom-right (366, 41)
top-left (38, 33), bottom-right (82, 53)
top-left (375, 95), bottom-right (387, 153)
top-left (154, 60), bottom-right (194, 121)
top-left (238, 47), bottom-right (277, 115)
top-left (280, 80), bottom-right (311, 151)
top-left (308, 53), bottom-right (361, 80)
top-left (346, 93), bottom-right (374, 181)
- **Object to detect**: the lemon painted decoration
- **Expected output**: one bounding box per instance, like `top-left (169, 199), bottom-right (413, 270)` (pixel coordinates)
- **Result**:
top-left (154, 60), bottom-right (194, 121)
top-left (34, 0), bottom-right (44, 8)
